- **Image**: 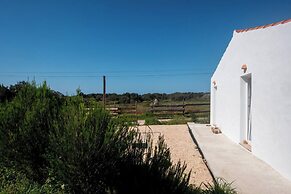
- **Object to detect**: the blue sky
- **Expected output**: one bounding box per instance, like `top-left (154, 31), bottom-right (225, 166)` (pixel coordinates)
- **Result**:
top-left (0, 0), bottom-right (290, 94)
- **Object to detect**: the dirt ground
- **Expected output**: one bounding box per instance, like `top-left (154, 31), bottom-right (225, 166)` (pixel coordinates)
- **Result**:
top-left (138, 124), bottom-right (213, 187)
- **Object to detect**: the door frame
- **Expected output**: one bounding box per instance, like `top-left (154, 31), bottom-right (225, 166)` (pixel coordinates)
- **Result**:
top-left (211, 85), bottom-right (217, 126)
top-left (240, 73), bottom-right (252, 145)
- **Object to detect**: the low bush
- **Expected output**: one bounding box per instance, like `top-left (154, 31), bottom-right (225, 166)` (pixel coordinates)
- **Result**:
top-left (190, 113), bottom-right (198, 123)
top-left (144, 116), bottom-right (161, 125)
top-left (202, 178), bottom-right (237, 194)
top-left (163, 115), bottom-right (190, 125)
top-left (0, 166), bottom-right (63, 194)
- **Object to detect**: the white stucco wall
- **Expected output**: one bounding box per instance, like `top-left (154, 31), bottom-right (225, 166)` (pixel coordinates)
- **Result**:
top-left (211, 22), bottom-right (291, 180)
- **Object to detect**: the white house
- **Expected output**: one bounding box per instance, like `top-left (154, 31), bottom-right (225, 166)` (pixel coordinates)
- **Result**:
top-left (210, 19), bottom-right (291, 180)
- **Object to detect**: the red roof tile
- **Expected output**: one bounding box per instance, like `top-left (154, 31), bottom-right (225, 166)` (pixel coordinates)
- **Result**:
top-left (235, 19), bottom-right (291, 33)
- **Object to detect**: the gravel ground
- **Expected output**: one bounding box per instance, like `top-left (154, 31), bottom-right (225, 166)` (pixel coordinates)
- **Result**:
top-left (138, 124), bottom-right (213, 187)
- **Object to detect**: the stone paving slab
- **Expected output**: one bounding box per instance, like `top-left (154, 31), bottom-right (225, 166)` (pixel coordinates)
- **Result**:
top-left (187, 122), bottom-right (291, 194)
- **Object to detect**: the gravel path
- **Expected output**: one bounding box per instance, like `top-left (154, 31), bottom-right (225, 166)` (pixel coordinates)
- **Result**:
top-left (138, 124), bottom-right (213, 187)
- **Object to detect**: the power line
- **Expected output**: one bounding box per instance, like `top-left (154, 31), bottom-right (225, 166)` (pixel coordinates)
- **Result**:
top-left (0, 68), bottom-right (211, 74)
top-left (0, 72), bottom-right (212, 78)
top-left (108, 72), bottom-right (211, 77)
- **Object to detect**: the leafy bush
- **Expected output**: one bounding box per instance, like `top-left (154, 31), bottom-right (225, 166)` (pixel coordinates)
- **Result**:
top-left (47, 97), bottom-right (118, 193)
top-left (144, 117), bottom-right (161, 125)
top-left (163, 115), bottom-right (190, 125)
top-left (0, 166), bottom-right (63, 194)
top-left (190, 113), bottom-right (198, 123)
top-left (0, 81), bottom-right (63, 182)
top-left (199, 114), bottom-right (210, 124)
top-left (190, 113), bottom-right (210, 124)
top-left (202, 178), bottom-right (237, 194)
top-left (115, 114), bottom-right (138, 125)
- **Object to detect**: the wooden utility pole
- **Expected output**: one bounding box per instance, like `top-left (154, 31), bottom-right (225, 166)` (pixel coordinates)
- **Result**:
top-left (103, 75), bottom-right (106, 107)
top-left (182, 98), bottom-right (185, 115)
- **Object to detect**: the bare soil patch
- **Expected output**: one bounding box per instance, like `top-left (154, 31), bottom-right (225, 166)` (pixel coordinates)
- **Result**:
top-left (138, 124), bottom-right (213, 186)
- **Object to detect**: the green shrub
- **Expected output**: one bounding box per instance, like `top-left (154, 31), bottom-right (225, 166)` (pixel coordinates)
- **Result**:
top-left (202, 178), bottom-right (237, 194)
top-left (190, 113), bottom-right (198, 123)
top-left (115, 114), bottom-right (138, 125)
top-left (164, 115), bottom-right (190, 125)
top-left (0, 166), bottom-right (63, 194)
top-left (47, 97), bottom-right (118, 193)
top-left (0, 81), bottom-right (63, 182)
top-left (190, 113), bottom-right (210, 124)
top-left (144, 116), bottom-right (161, 125)
top-left (199, 114), bottom-right (210, 124)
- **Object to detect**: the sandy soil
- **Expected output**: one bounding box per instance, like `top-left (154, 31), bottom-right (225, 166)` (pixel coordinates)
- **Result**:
top-left (138, 124), bottom-right (213, 187)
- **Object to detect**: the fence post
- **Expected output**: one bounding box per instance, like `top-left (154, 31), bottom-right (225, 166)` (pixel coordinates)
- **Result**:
top-left (103, 75), bottom-right (106, 108)
top-left (182, 98), bottom-right (185, 115)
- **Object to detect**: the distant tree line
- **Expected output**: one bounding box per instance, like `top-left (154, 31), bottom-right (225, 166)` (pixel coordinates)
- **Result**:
top-left (0, 82), bottom-right (209, 104)
top-left (82, 92), bottom-right (210, 104)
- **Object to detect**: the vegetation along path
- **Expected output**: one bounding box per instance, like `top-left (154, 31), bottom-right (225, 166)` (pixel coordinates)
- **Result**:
top-left (138, 124), bottom-right (213, 186)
